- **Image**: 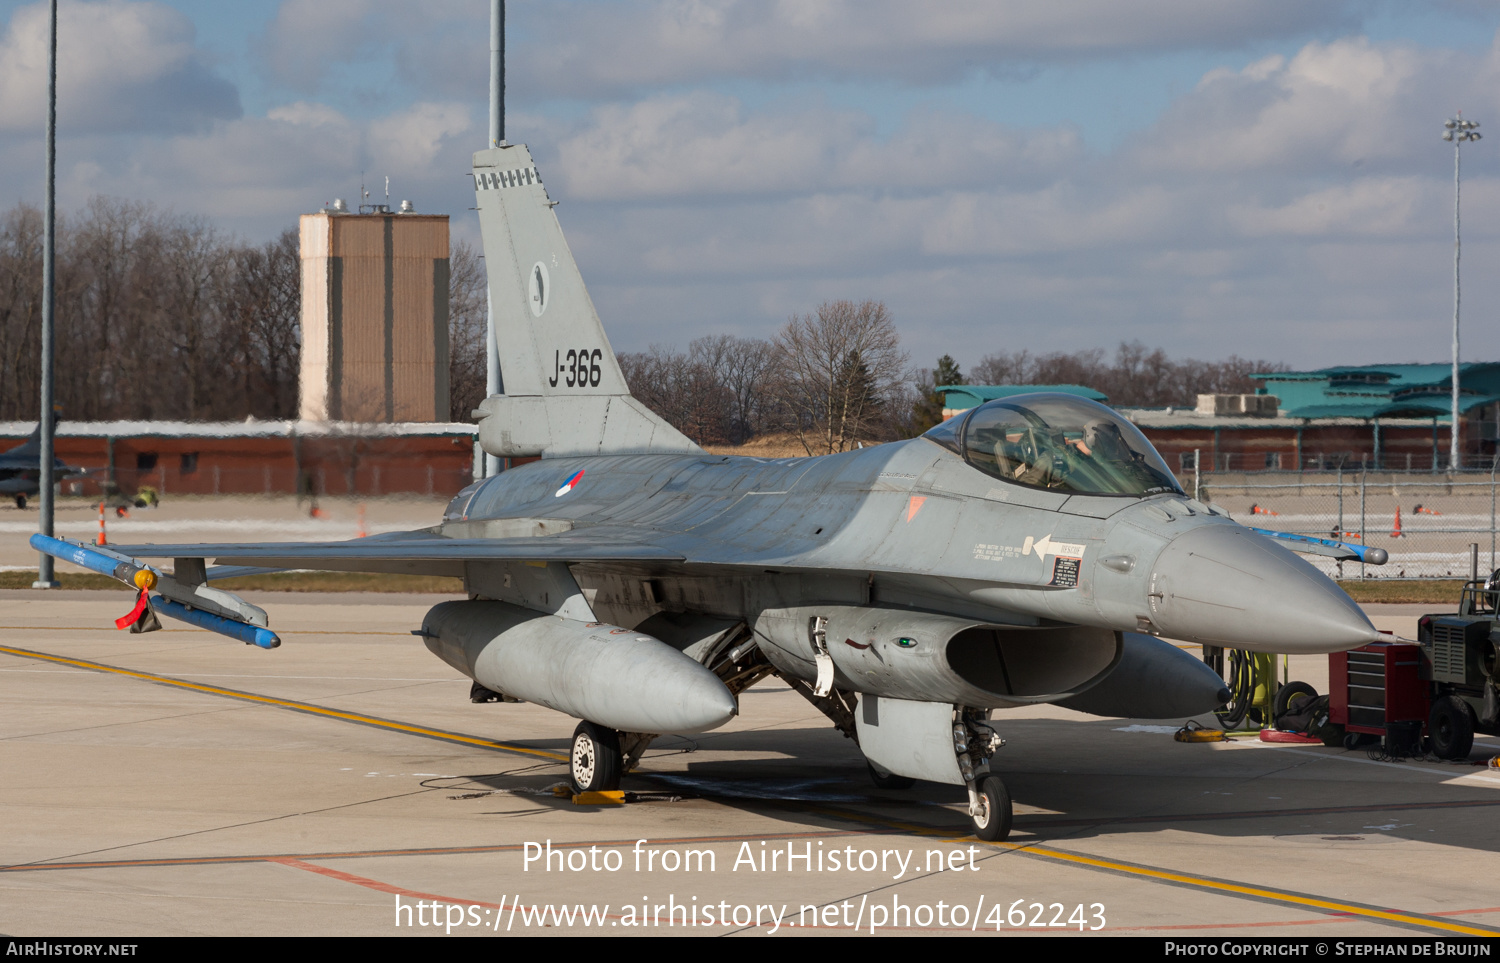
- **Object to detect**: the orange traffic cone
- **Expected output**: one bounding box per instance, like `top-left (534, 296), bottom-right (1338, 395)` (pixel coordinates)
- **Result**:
top-left (1415, 504), bottom-right (1442, 516)
top-left (1251, 504), bottom-right (1280, 516)
top-left (95, 501), bottom-right (106, 546)
top-left (1392, 506), bottom-right (1402, 539)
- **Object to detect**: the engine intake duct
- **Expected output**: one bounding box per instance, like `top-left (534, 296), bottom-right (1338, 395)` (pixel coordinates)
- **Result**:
top-left (753, 605), bottom-right (1121, 708)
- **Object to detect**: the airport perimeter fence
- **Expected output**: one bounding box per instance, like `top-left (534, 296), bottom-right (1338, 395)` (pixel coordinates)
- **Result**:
top-left (1189, 465), bottom-right (1500, 580)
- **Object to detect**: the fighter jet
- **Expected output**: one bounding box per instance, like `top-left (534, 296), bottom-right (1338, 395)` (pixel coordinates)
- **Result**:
top-left (1, 413), bottom-right (79, 508)
top-left (31, 143), bottom-right (1387, 841)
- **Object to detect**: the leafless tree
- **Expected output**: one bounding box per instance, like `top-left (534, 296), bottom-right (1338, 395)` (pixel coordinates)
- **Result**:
top-left (687, 334), bottom-right (778, 442)
top-left (773, 300), bottom-right (909, 454)
top-left (0, 198), bottom-right (304, 422)
top-left (447, 240), bottom-right (488, 421)
top-left (619, 343), bottom-right (735, 445)
top-left (0, 205), bottom-right (43, 419)
top-left (971, 340), bottom-right (1287, 408)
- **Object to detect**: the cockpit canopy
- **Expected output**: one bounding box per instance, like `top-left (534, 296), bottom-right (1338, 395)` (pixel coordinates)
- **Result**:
top-left (924, 393), bottom-right (1183, 497)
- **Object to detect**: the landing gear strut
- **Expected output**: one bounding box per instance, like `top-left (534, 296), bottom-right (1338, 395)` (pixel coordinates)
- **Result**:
top-left (957, 711), bottom-right (1012, 840)
top-left (569, 721), bottom-right (622, 793)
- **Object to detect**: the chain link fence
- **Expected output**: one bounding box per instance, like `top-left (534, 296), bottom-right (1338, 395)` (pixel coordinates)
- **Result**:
top-left (1188, 465), bottom-right (1500, 579)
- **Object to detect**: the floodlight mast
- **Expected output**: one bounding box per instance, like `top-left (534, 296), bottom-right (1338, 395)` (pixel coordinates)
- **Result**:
top-left (1444, 112), bottom-right (1480, 471)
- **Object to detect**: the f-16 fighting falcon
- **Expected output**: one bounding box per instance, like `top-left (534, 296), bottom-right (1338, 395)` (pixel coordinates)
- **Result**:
top-left (2, 411), bottom-right (80, 508)
top-left (31, 143), bottom-right (1388, 840)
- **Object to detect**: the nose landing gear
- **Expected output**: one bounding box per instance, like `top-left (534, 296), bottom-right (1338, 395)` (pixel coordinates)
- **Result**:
top-left (958, 712), bottom-right (1012, 841)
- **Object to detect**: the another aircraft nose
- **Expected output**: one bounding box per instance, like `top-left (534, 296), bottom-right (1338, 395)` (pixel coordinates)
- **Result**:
top-left (1146, 524), bottom-right (1381, 653)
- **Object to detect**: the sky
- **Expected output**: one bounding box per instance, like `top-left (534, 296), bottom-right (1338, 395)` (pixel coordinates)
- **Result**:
top-left (4, 0), bottom-right (1500, 374)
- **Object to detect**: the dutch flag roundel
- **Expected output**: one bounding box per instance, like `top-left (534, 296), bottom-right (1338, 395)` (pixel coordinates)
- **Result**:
top-left (555, 469), bottom-right (585, 498)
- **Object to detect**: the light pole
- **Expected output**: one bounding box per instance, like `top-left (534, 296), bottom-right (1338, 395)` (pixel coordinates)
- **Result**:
top-left (33, 0), bottom-right (58, 589)
top-left (1443, 112), bottom-right (1480, 471)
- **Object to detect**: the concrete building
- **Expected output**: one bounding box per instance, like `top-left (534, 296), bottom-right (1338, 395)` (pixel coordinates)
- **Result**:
top-left (299, 206), bottom-right (451, 423)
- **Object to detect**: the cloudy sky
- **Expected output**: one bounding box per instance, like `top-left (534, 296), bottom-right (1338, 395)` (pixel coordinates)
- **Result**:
top-left (4, 1), bottom-right (1500, 374)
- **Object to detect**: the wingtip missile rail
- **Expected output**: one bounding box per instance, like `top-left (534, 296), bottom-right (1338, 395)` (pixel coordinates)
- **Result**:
top-left (29, 533), bottom-right (158, 589)
top-left (29, 534), bottom-right (281, 649)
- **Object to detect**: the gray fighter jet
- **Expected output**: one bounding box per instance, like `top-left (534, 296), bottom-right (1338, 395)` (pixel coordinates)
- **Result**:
top-left (32, 143), bottom-right (1385, 840)
top-left (1, 413), bottom-right (80, 508)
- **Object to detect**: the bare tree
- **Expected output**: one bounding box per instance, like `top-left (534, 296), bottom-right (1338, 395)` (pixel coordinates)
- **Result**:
top-left (224, 228), bottom-right (301, 419)
top-left (687, 334), bottom-right (778, 442)
top-left (448, 240), bottom-right (487, 421)
top-left (0, 205), bottom-right (43, 419)
top-left (619, 343), bottom-right (735, 445)
top-left (971, 340), bottom-right (1287, 408)
top-left (773, 300), bottom-right (909, 454)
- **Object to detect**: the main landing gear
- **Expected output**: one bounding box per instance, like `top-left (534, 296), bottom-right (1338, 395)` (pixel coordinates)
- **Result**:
top-left (569, 721), bottom-right (622, 793)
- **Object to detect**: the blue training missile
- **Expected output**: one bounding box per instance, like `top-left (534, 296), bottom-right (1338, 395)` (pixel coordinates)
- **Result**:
top-left (1249, 526), bottom-right (1389, 565)
top-left (151, 597), bottom-right (281, 649)
top-left (30, 533), bottom-right (279, 648)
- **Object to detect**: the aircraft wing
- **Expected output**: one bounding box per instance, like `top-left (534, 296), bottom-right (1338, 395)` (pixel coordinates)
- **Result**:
top-left (109, 528), bottom-right (686, 572)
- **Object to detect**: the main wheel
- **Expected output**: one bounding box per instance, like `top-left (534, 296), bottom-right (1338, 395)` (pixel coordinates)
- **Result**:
top-left (569, 721), bottom-right (622, 793)
top-left (969, 773), bottom-right (1013, 841)
top-left (14, 494), bottom-right (25, 509)
top-left (867, 762), bottom-right (915, 790)
top-left (1428, 695), bottom-right (1475, 760)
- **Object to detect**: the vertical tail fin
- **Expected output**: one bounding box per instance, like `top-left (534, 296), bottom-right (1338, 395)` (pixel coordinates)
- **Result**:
top-left (471, 144), bottom-right (697, 457)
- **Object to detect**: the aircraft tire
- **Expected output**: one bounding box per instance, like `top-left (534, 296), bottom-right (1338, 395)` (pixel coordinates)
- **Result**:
top-left (14, 494), bottom-right (25, 509)
top-left (867, 762), bottom-right (915, 790)
top-left (1273, 681), bottom-right (1317, 721)
top-left (569, 721), bottom-right (622, 793)
top-left (1428, 695), bottom-right (1475, 760)
top-left (969, 773), bottom-right (1012, 841)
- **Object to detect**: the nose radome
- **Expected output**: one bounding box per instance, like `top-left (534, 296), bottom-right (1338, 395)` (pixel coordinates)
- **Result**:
top-left (1147, 524), bottom-right (1381, 653)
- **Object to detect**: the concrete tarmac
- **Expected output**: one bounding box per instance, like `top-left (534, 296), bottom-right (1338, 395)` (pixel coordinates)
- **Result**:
top-left (2, 594), bottom-right (1498, 938)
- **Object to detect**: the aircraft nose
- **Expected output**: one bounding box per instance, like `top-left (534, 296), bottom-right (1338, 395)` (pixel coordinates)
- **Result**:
top-left (1146, 524), bottom-right (1381, 653)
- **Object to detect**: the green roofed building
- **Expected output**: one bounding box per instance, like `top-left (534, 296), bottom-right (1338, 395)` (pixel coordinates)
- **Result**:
top-left (937, 364), bottom-right (1500, 473)
top-left (1253, 363), bottom-right (1500, 424)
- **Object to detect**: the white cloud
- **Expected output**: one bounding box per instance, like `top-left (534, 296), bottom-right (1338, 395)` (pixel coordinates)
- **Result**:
top-left (368, 102), bottom-right (473, 176)
top-left (550, 92), bottom-right (1080, 200)
top-left (508, 0), bottom-right (1351, 96)
top-left (1130, 36), bottom-right (1500, 174)
top-left (257, 1), bottom-right (1354, 104)
top-left (0, 0), bottom-right (239, 134)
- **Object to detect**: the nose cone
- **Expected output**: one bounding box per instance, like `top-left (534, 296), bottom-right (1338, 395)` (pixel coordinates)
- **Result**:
top-left (1147, 524), bottom-right (1380, 653)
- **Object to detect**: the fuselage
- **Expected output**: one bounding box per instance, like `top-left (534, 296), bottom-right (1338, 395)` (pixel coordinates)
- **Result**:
top-left (444, 435), bottom-right (1379, 656)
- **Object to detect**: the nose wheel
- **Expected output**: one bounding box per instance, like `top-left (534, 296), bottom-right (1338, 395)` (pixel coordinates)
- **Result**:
top-left (570, 721), bottom-right (622, 793)
top-left (969, 773), bottom-right (1012, 841)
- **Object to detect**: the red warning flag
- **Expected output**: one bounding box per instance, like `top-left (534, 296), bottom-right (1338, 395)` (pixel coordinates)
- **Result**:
top-left (114, 588), bottom-right (150, 630)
